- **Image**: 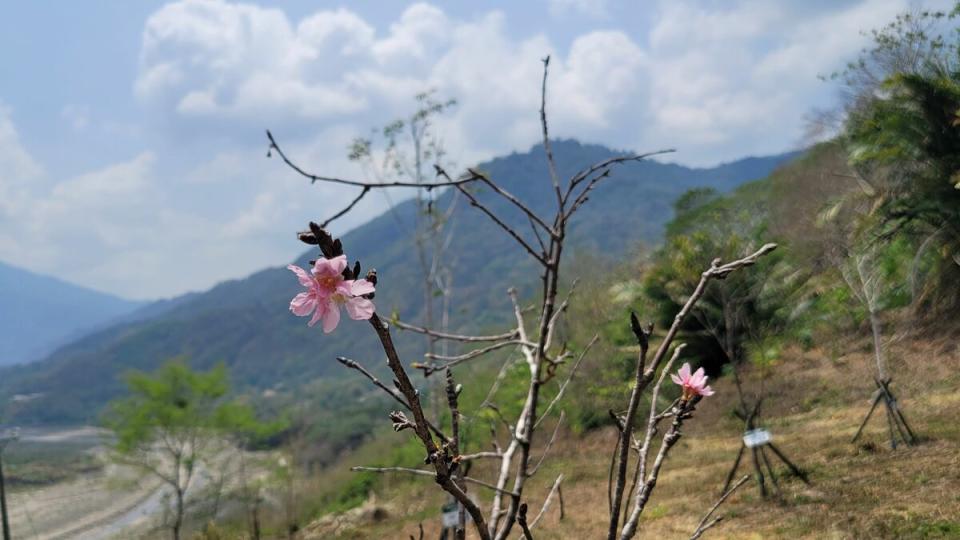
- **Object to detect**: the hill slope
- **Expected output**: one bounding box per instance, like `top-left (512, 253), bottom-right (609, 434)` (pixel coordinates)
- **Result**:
top-left (0, 262), bottom-right (145, 366)
top-left (0, 140), bottom-right (795, 424)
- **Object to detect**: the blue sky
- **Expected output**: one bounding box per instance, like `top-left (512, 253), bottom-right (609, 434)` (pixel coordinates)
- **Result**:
top-left (0, 0), bottom-right (942, 299)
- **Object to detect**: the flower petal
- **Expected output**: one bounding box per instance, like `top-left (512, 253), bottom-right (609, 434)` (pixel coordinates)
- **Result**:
top-left (308, 302), bottom-right (325, 327)
top-left (678, 363), bottom-right (691, 381)
top-left (314, 255), bottom-right (347, 277)
top-left (350, 279), bottom-right (375, 296)
top-left (322, 302), bottom-right (341, 333)
top-left (692, 367), bottom-right (706, 387)
top-left (289, 292), bottom-right (317, 316)
top-left (288, 264), bottom-right (314, 287)
top-left (699, 385), bottom-right (715, 397)
top-left (345, 297), bottom-right (375, 320)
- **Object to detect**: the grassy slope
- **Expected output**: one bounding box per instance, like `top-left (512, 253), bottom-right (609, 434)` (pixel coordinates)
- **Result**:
top-left (317, 328), bottom-right (960, 539)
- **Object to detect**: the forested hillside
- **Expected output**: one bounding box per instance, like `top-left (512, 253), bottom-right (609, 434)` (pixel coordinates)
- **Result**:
top-left (0, 141), bottom-right (794, 425)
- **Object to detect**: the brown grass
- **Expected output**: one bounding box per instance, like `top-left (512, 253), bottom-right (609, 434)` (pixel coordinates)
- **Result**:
top-left (312, 331), bottom-right (960, 539)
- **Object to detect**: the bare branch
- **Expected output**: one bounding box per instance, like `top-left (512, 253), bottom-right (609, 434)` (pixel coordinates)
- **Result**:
top-left (351, 467), bottom-right (518, 496)
top-left (518, 503), bottom-right (535, 540)
top-left (689, 475), bottom-right (750, 540)
top-left (455, 183), bottom-right (548, 265)
top-left (417, 340), bottom-right (530, 375)
top-left (392, 319), bottom-right (520, 343)
top-left (367, 314), bottom-right (491, 539)
top-left (540, 56), bottom-right (564, 208)
top-left (336, 356), bottom-right (450, 444)
top-left (566, 150), bottom-right (677, 194)
top-left (267, 130), bottom-right (483, 189)
top-left (639, 345), bottom-right (686, 481)
top-left (477, 174), bottom-right (556, 236)
top-left (563, 150), bottom-right (676, 214)
top-left (608, 313), bottom-right (652, 538)
top-left (535, 335), bottom-right (596, 429)
top-left (460, 451), bottom-right (503, 461)
top-left (529, 411), bottom-right (564, 478)
top-left (320, 186), bottom-right (371, 229)
top-left (528, 213), bottom-right (548, 254)
top-left (620, 402), bottom-right (691, 539)
top-left (529, 474), bottom-right (565, 529)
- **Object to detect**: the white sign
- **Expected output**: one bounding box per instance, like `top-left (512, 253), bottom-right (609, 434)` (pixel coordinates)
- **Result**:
top-left (743, 428), bottom-right (772, 448)
top-left (442, 508), bottom-right (460, 528)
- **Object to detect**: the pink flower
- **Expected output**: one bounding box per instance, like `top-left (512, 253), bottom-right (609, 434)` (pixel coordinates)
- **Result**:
top-left (671, 362), bottom-right (714, 400)
top-left (288, 255), bottom-right (376, 333)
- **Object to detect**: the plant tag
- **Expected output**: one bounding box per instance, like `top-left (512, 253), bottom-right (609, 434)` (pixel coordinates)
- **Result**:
top-left (743, 428), bottom-right (771, 448)
top-left (442, 502), bottom-right (460, 528)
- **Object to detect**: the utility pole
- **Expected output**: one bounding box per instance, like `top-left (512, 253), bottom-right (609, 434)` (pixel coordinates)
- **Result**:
top-left (0, 427), bottom-right (19, 540)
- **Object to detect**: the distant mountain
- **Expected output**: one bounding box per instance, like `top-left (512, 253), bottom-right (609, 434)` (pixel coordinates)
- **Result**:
top-left (0, 262), bottom-right (146, 366)
top-left (0, 141), bottom-right (797, 424)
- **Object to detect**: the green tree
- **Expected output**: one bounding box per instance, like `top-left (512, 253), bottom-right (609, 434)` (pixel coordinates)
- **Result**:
top-left (104, 359), bottom-right (260, 540)
top-left (642, 186), bottom-right (804, 408)
top-left (840, 6), bottom-right (960, 311)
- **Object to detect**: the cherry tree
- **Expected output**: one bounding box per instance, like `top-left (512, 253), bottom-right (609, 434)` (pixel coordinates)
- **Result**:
top-left (270, 57), bottom-right (772, 540)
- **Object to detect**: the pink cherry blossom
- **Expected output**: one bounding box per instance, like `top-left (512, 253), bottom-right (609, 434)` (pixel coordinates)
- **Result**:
top-left (671, 362), bottom-right (714, 400)
top-left (288, 255), bottom-right (376, 333)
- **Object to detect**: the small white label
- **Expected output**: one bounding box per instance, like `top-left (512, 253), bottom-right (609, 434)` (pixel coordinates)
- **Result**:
top-left (442, 509), bottom-right (460, 528)
top-left (743, 428), bottom-right (771, 448)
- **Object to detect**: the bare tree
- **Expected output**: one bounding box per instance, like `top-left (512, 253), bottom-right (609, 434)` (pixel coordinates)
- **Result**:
top-left (270, 57), bottom-right (773, 539)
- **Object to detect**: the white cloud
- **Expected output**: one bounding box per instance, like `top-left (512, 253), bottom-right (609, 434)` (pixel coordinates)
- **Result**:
top-left (132, 1), bottom-right (653, 162)
top-left (633, 0), bottom-right (918, 160)
top-left (5, 0), bottom-right (935, 299)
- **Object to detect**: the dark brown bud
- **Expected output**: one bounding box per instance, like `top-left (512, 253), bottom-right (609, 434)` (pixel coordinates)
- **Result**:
top-left (365, 269), bottom-right (378, 286)
top-left (297, 231), bottom-right (319, 245)
top-left (629, 311), bottom-right (650, 349)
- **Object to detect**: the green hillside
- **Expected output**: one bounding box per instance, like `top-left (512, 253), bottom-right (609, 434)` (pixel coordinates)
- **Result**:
top-left (0, 140), bottom-right (795, 425)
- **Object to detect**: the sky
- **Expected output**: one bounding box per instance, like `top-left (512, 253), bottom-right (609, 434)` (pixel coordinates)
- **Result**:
top-left (0, 0), bottom-right (944, 300)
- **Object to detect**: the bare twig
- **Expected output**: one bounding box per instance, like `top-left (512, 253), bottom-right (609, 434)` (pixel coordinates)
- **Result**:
top-left (351, 467), bottom-right (518, 496)
top-left (267, 130), bottom-right (483, 189)
top-left (417, 340), bottom-right (529, 375)
top-left (455, 183), bottom-right (548, 265)
top-left (320, 186), bottom-right (371, 229)
top-left (535, 335), bottom-right (596, 429)
top-left (689, 475), bottom-right (750, 540)
top-left (336, 357), bottom-right (450, 444)
top-left (478, 174), bottom-right (556, 237)
top-left (540, 56), bottom-right (563, 208)
top-left (529, 474), bottom-right (564, 530)
top-left (392, 319), bottom-right (520, 343)
top-left (528, 411), bottom-right (565, 477)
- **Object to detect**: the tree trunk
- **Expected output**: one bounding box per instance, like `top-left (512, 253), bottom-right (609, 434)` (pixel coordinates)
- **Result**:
top-left (172, 488), bottom-right (184, 540)
top-left (868, 309), bottom-right (886, 380)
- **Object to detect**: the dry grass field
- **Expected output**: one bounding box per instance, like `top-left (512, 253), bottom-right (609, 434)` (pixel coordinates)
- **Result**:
top-left (312, 329), bottom-right (960, 539)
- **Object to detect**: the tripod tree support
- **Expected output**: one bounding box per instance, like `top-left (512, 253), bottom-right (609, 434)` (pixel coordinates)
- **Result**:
top-left (721, 401), bottom-right (810, 498)
top-left (851, 378), bottom-right (917, 449)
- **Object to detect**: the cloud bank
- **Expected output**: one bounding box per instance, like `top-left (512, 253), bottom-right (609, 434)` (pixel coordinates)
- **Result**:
top-left (0, 0), bottom-right (931, 298)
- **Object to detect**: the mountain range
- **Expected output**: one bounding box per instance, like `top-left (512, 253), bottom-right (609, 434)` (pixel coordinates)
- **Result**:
top-left (0, 140), bottom-right (796, 424)
top-left (0, 262), bottom-right (145, 367)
